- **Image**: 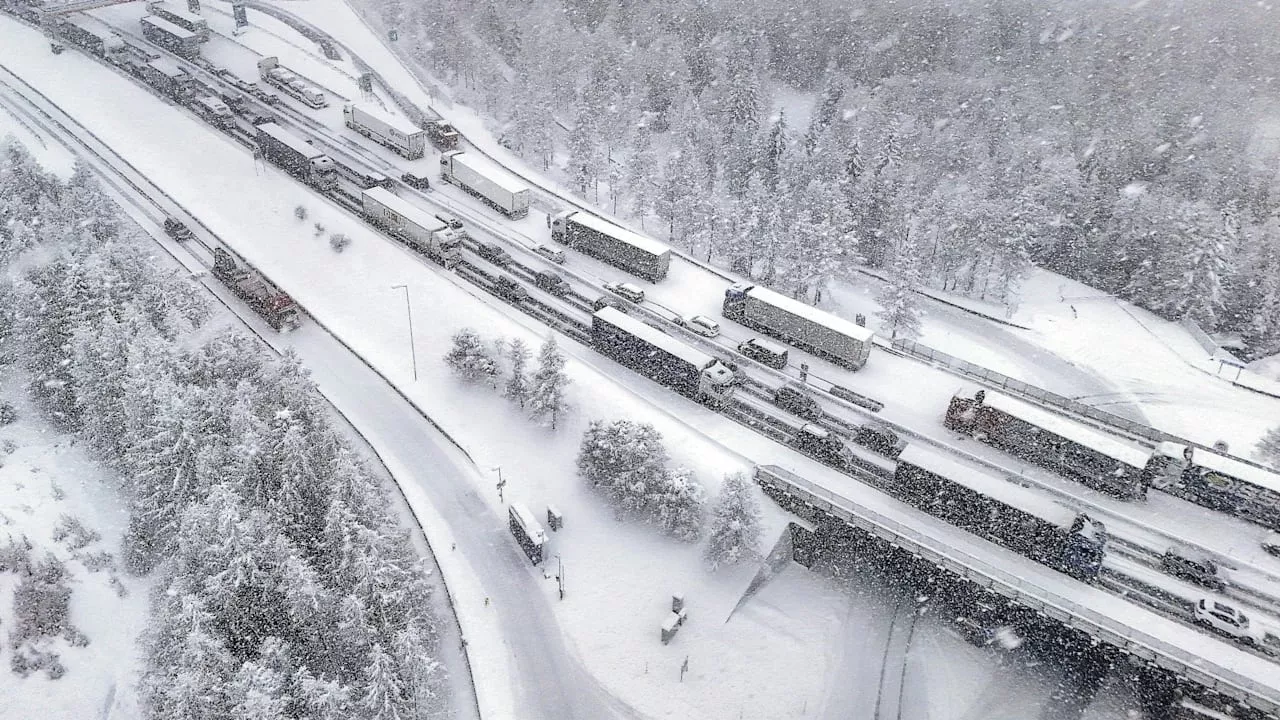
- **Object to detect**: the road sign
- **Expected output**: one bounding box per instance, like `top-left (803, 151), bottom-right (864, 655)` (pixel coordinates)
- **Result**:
top-left (232, 2), bottom-right (248, 28)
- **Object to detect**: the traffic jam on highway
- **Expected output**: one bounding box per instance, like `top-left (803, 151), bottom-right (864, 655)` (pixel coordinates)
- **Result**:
top-left (10, 1), bottom-right (1280, 714)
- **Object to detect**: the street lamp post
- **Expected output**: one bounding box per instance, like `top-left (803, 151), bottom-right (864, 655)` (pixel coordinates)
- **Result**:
top-left (391, 284), bottom-right (417, 381)
top-left (492, 466), bottom-right (506, 502)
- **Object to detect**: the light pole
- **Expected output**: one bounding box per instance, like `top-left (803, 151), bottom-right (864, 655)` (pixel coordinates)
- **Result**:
top-left (556, 553), bottom-right (564, 600)
top-left (492, 466), bottom-right (506, 502)
top-left (391, 284), bottom-right (417, 381)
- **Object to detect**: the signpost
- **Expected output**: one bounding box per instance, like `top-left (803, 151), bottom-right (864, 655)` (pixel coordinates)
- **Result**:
top-left (232, 2), bottom-right (248, 30)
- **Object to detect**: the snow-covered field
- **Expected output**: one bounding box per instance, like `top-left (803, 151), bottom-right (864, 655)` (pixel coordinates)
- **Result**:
top-left (0, 16), bottom-right (1159, 718)
top-left (0, 370), bottom-right (150, 720)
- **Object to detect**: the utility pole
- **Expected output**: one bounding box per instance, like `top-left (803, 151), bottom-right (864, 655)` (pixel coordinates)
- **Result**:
top-left (391, 284), bottom-right (417, 381)
top-left (492, 466), bottom-right (506, 502)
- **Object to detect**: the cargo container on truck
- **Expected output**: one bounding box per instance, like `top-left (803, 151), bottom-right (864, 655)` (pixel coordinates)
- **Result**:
top-left (723, 282), bottom-right (874, 369)
top-left (342, 103), bottom-right (426, 159)
top-left (140, 15), bottom-right (199, 60)
top-left (254, 122), bottom-right (338, 191)
top-left (590, 307), bottom-right (736, 406)
top-left (359, 187), bottom-right (462, 268)
top-left (552, 210), bottom-right (671, 281)
top-left (192, 95), bottom-right (234, 129)
top-left (509, 504), bottom-right (547, 564)
top-left (257, 56), bottom-right (326, 109)
top-left (140, 57), bottom-right (194, 100)
top-left (211, 247), bottom-right (300, 330)
top-left (438, 150), bottom-right (530, 218)
top-left (57, 17), bottom-right (124, 57)
top-left (145, 1), bottom-right (208, 41)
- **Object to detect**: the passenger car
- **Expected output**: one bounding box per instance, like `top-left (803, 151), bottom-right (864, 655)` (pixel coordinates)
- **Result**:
top-left (1193, 598), bottom-right (1259, 644)
top-left (853, 422), bottom-right (906, 458)
top-left (1161, 548), bottom-right (1226, 591)
top-left (773, 385), bottom-right (823, 421)
top-left (477, 241), bottom-right (512, 267)
top-left (494, 275), bottom-right (530, 303)
top-left (535, 244), bottom-right (566, 264)
top-left (681, 315), bottom-right (720, 338)
top-left (604, 281), bottom-right (645, 303)
top-left (737, 337), bottom-right (788, 369)
top-left (434, 212), bottom-right (464, 230)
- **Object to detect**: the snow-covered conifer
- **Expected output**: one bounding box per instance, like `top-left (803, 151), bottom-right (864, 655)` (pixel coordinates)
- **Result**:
top-left (443, 328), bottom-right (498, 384)
top-left (704, 472), bottom-right (764, 570)
top-left (504, 338), bottom-right (532, 408)
top-left (652, 467), bottom-right (706, 542)
top-left (528, 335), bottom-right (570, 429)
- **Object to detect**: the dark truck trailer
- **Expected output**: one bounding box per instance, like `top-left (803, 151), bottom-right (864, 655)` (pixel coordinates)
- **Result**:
top-left (893, 446), bottom-right (1108, 582)
top-left (145, 1), bottom-right (209, 42)
top-left (140, 14), bottom-right (200, 60)
top-left (57, 18), bottom-right (124, 57)
top-left (552, 210), bottom-right (671, 281)
top-left (254, 123), bottom-right (338, 191)
top-left (723, 282), bottom-right (874, 369)
top-left (140, 58), bottom-right (194, 101)
top-left (508, 503), bottom-right (547, 564)
top-left (590, 307), bottom-right (736, 406)
top-left (211, 248), bottom-right (300, 330)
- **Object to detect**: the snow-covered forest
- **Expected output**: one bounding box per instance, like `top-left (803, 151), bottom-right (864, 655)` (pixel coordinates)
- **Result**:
top-left (0, 142), bottom-right (445, 719)
top-left (365, 0), bottom-right (1280, 357)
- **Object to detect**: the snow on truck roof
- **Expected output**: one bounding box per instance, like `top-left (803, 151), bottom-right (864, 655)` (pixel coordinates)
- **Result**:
top-left (594, 307), bottom-right (720, 370)
top-left (560, 211), bottom-right (672, 258)
top-left (1175, 445), bottom-right (1280, 495)
top-left (510, 503), bottom-right (547, 545)
top-left (141, 14), bottom-right (197, 40)
top-left (976, 390), bottom-right (1152, 469)
top-left (345, 103), bottom-right (424, 137)
top-left (361, 187), bottom-right (445, 233)
top-left (897, 444), bottom-right (1083, 529)
top-left (255, 123), bottom-right (324, 159)
top-left (738, 284), bottom-right (876, 342)
top-left (447, 151), bottom-right (530, 196)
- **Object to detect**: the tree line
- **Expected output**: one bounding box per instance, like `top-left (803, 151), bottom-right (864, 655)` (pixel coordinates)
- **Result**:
top-left (0, 141), bottom-right (447, 720)
top-left (363, 0), bottom-right (1280, 355)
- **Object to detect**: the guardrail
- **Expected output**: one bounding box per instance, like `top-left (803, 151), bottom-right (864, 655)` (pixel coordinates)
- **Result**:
top-left (755, 464), bottom-right (1280, 715)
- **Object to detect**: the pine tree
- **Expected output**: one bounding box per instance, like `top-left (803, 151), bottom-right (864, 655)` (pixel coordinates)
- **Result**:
top-left (759, 112), bottom-right (790, 191)
top-left (361, 643), bottom-right (410, 720)
top-left (577, 419), bottom-right (669, 514)
top-left (443, 328), bottom-right (498, 384)
top-left (504, 338), bottom-right (531, 408)
top-left (1256, 426), bottom-right (1280, 469)
top-left (704, 472), bottom-right (764, 570)
top-left (651, 467), bottom-right (706, 542)
top-left (875, 232), bottom-right (925, 341)
top-left (528, 335), bottom-right (570, 429)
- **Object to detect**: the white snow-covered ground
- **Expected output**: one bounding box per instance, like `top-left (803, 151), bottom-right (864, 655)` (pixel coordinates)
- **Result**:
top-left (0, 18), bottom-right (1159, 718)
top-left (277, 0), bottom-right (1280, 460)
top-left (0, 368), bottom-right (150, 720)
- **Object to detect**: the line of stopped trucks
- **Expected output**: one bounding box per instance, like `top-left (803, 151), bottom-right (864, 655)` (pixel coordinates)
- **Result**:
top-left (32, 2), bottom-right (1280, 658)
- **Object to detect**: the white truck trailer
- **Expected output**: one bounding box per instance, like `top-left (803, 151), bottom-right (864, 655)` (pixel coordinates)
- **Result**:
top-left (342, 103), bottom-right (427, 159)
top-left (360, 187), bottom-right (462, 268)
top-left (438, 150), bottom-right (530, 218)
top-left (257, 56), bottom-right (326, 109)
top-left (551, 210), bottom-right (671, 281)
top-left (723, 282), bottom-right (874, 369)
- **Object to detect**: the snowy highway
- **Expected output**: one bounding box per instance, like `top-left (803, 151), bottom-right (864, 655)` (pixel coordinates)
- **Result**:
top-left (0, 60), bottom-right (626, 720)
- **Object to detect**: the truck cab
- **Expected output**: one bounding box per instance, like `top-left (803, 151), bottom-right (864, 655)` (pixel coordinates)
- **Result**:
top-left (1060, 514), bottom-right (1107, 581)
top-left (697, 360), bottom-right (737, 406)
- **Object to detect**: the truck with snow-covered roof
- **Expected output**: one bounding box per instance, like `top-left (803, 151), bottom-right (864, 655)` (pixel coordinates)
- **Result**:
top-left (257, 56), bottom-right (326, 109)
top-left (591, 307), bottom-right (736, 406)
top-left (439, 150), bottom-right (530, 218)
top-left (723, 282), bottom-right (874, 369)
top-left (211, 247), bottom-right (300, 330)
top-left (343, 103), bottom-right (426, 159)
top-left (254, 122), bottom-right (338, 191)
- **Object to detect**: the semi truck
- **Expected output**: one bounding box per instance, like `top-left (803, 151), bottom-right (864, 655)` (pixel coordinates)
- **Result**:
top-left (551, 211), bottom-right (671, 281)
top-left (723, 282), bottom-right (874, 369)
top-left (590, 307), bottom-right (736, 406)
top-left (425, 119), bottom-right (459, 150)
top-left (438, 150), bottom-right (530, 218)
top-left (57, 17), bottom-right (124, 58)
top-left (343, 103), bottom-right (426, 159)
top-left (140, 15), bottom-right (199, 60)
top-left (508, 504), bottom-right (547, 564)
top-left (211, 247), bottom-right (300, 330)
top-left (140, 57), bottom-right (194, 101)
top-left (254, 123), bottom-right (338, 191)
top-left (145, 1), bottom-right (208, 41)
top-left (257, 56), bottom-right (326, 109)
top-left (359, 187), bottom-right (462, 268)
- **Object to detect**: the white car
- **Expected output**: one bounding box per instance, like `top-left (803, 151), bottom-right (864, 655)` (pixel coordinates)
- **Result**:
top-left (534, 244), bottom-right (566, 264)
top-left (1263, 531), bottom-right (1280, 558)
top-left (1193, 597), bottom-right (1261, 645)
top-left (682, 315), bottom-right (720, 338)
top-left (604, 281), bottom-right (645, 304)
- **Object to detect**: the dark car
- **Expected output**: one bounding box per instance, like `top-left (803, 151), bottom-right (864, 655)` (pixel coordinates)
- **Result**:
top-left (477, 241), bottom-right (512, 267)
top-left (1162, 548), bottom-right (1226, 591)
top-left (790, 423), bottom-right (849, 467)
top-left (163, 217), bottom-right (194, 242)
top-left (401, 172), bottom-right (431, 190)
top-left (738, 337), bottom-right (788, 370)
top-left (592, 295), bottom-right (627, 314)
top-left (773, 385), bottom-right (823, 422)
top-left (434, 212), bottom-right (464, 230)
top-left (534, 269), bottom-right (571, 297)
top-left (853, 422), bottom-right (905, 458)
top-left (494, 275), bottom-right (530, 303)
